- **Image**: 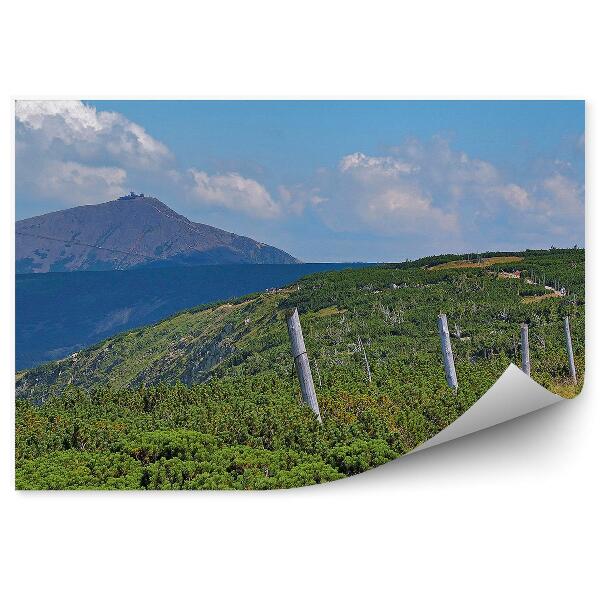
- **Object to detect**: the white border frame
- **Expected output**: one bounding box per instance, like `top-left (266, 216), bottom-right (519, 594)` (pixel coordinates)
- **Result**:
top-left (1, 2), bottom-right (597, 598)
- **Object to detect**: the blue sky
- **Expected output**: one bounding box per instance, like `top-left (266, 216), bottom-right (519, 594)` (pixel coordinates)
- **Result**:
top-left (16, 100), bottom-right (584, 262)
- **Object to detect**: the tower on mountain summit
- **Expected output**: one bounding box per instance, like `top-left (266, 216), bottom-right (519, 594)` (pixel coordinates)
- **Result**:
top-left (119, 191), bottom-right (144, 200)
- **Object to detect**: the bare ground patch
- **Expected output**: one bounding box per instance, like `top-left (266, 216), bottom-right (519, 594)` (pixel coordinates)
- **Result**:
top-left (429, 256), bottom-right (523, 270)
top-left (522, 292), bottom-right (561, 304)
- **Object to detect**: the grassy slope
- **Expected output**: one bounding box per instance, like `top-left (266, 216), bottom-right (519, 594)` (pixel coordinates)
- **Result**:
top-left (17, 249), bottom-right (584, 404)
top-left (15, 249), bottom-right (585, 489)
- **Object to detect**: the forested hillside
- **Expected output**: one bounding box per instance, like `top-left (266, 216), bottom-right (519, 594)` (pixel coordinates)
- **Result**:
top-left (15, 248), bottom-right (584, 490)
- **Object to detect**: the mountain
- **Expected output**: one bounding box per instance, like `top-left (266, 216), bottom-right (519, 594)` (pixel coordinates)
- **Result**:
top-left (15, 249), bottom-right (584, 405)
top-left (16, 193), bottom-right (299, 273)
top-left (16, 263), bottom-right (364, 370)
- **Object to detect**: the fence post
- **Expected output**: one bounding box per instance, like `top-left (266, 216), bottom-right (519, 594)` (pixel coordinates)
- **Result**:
top-left (313, 358), bottom-right (322, 387)
top-left (438, 314), bottom-right (458, 390)
top-left (358, 335), bottom-right (372, 384)
top-left (520, 323), bottom-right (531, 376)
top-left (286, 308), bottom-right (322, 422)
top-left (455, 323), bottom-right (462, 339)
top-left (563, 316), bottom-right (577, 384)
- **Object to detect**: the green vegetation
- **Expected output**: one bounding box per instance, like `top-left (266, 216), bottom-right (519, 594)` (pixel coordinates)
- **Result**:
top-left (16, 248), bottom-right (585, 490)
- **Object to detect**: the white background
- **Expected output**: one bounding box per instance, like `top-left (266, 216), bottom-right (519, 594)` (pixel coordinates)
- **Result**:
top-left (1, 1), bottom-right (597, 598)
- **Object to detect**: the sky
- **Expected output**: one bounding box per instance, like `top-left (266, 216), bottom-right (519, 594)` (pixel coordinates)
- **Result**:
top-left (15, 100), bottom-right (585, 262)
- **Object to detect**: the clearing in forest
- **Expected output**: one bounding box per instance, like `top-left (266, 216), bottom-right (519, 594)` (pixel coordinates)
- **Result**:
top-left (429, 255), bottom-right (523, 270)
top-left (521, 292), bottom-right (561, 304)
top-left (313, 306), bottom-right (346, 317)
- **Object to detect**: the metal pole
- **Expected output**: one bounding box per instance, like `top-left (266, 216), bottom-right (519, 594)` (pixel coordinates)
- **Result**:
top-left (438, 314), bottom-right (458, 390)
top-left (563, 316), bottom-right (577, 384)
top-left (286, 308), bottom-right (322, 422)
top-left (520, 323), bottom-right (531, 376)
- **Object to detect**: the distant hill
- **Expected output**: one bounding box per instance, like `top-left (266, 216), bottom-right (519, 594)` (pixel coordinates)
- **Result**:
top-left (16, 193), bottom-right (299, 273)
top-left (16, 263), bottom-right (364, 370)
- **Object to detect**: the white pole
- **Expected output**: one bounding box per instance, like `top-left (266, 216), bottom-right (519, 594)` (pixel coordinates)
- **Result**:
top-left (563, 316), bottom-right (577, 384)
top-left (358, 336), bottom-right (372, 384)
top-left (286, 308), bottom-right (322, 422)
top-left (438, 314), bottom-right (458, 390)
top-left (314, 358), bottom-right (322, 387)
top-left (521, 323), bottom-right (531, 376)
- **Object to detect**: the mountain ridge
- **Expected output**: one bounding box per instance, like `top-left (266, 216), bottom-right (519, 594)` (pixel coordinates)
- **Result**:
top-left (16, 193), bottom-right (299, 273)
top-left (16, 263), bottom-right (363, 370)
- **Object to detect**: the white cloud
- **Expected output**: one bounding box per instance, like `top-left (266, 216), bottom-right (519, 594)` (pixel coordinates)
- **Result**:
top-left (189, 169), bottom-right (281, 219)
top-left (16, 100), bottom-right (175, 212)
top-left (486, 183), bottom-right (532, 211)
top-left (35, 161), bottom-right (127, 206)
top-left (311, 194), bottom-right (328, 206)
top-left (540, 174), bottom-right (584, 217)
top-left (276, 185), bottom-right (305, 215)
top-left (309, 137), bottom-right (584, 249)
top-left (17, 100), bottom-right (106, 132)
top-left (312, 142), bottom-right (464, 236)
top-left (16, 101), bottom-right (287, 224)
top-left (275, 184), bottom-right (328, 215)
top-left (16, 100), bottom-right (171, 169)
top-left (359, 187), bottom-right (458, 234)
top-left (339, 152), bottom-right (417, 180)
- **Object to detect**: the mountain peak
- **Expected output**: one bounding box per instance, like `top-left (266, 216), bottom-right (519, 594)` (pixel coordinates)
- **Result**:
top-left (114, 193), bottom-right (167, 209)
top-left (16, 195), bottom-right (300, 273)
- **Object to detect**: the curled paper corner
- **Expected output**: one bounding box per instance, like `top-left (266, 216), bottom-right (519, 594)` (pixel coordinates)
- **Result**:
top-left (410, 363), bottom-right (565, 454)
